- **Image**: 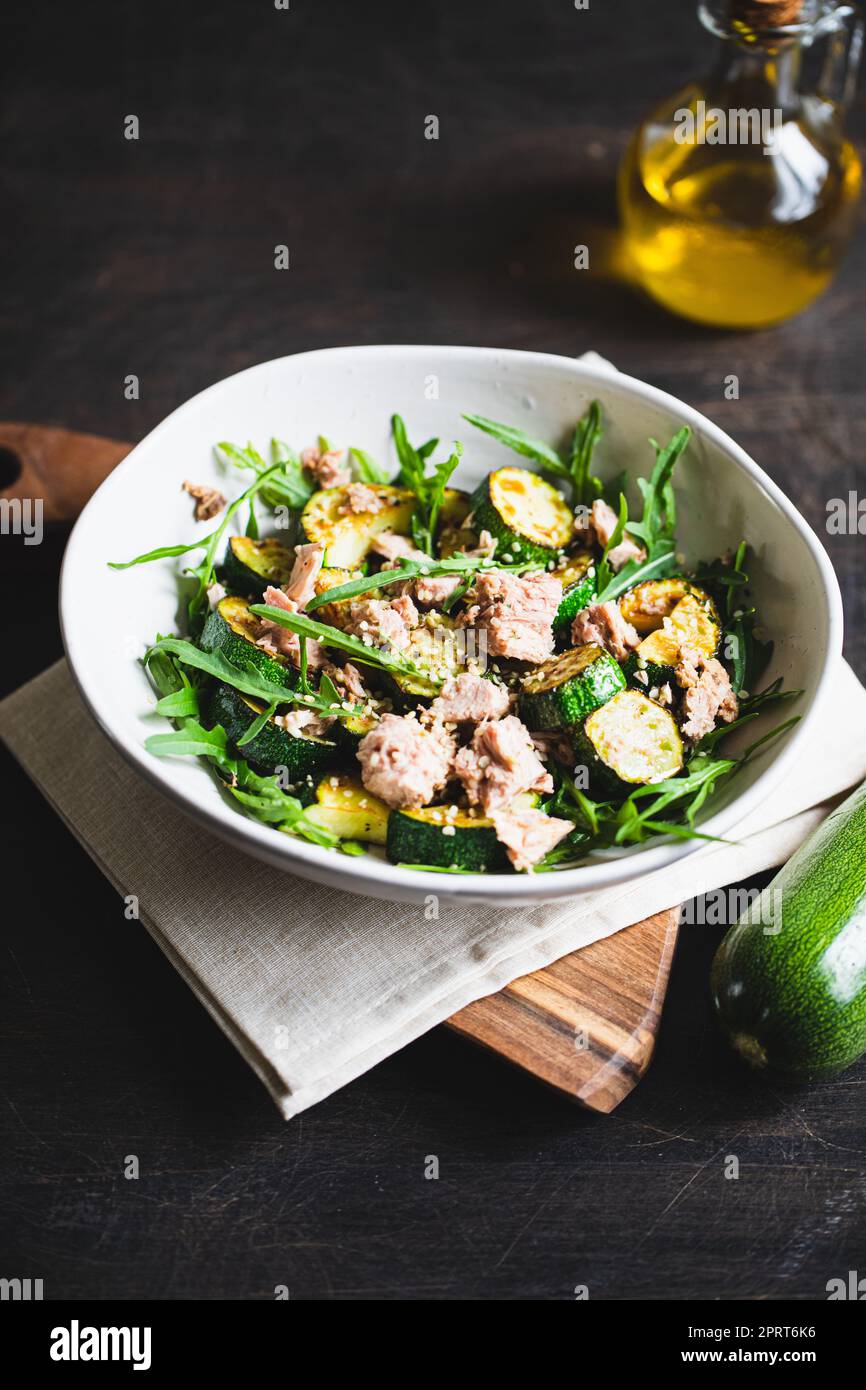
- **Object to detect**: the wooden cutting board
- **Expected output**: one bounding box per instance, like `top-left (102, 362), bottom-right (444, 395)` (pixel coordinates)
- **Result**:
top-left (0, 423), bottom-right (681, 1113)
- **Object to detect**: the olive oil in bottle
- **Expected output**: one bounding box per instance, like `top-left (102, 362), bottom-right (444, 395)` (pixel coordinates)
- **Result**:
top-left (619, 0), bottom-right (863, 328)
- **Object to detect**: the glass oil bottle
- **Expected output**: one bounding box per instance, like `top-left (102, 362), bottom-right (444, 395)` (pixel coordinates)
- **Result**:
top-left (619, 0), bottom-right (864, 328)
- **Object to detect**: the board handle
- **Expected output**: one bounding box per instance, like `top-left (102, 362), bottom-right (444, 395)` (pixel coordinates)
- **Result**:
top-left (0, 423), bottom-right (131, 524)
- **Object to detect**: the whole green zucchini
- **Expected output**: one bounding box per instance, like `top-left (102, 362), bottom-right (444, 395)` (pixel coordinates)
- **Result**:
top-left (711, 777), bottom-right (866, 1082)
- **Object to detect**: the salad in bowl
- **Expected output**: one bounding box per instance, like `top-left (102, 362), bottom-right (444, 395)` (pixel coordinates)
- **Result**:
top-left (110, 401), bottom-right (798, 876)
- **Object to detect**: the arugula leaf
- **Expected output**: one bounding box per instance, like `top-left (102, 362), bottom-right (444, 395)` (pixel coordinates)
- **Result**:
top-left (593, 492), bottom-right (628, 596)
top-left (145, 637), bottom-right (361, 716)
top-left (391, 415), bottom-right (462, 554)
top-left (304, 551), bottom-right (531, 612)
top-left (218, 440), bottom-right (314, 511)
top-left (569, 401), bottom-right (604, 505)
top-left (593, 427), bottom-right (690, 604)
top-left (461, 413), bottom-right (569, 478)
top-left (249, 602), bottom-right (443, 688)
top-left (350, 447), bottom-right (391, 486)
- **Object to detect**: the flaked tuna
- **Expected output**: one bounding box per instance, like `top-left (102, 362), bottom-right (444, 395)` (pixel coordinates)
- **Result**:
top-left (343, 595), bottom-right (419, 651)
top-left (460, 570), bottom-right (562, 664)
top-left (571, 600), bottom-right (639, 661)
top-left (427, 672), bottom-right (510, 724)
top-left (301, 443), bottom-right (351, 489)
top-left (586, 498), bottom-right (646, 573)
top-left (274, 708), bottom-right (335, 739)
top-left (182, 479), bottom-right (226, 521)
top-left (371, 533), bottom-right (424, 563)
top-left (454, 714), bottom-right (553, 814)
top-left (490, 806), bottom-right (573, 872)
top-left (357, 714), bottom-right (455, 809)
top-left (283, 541), bottom-right (325, 609)
top-left (255, 584), bottom-right (328, 668)
top-left (338, 482), bottom-right (384, 515)
top-left (675, 644), bottom-right (739, 742)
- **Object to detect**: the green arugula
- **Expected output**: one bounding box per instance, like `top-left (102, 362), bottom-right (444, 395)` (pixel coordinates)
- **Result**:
top-left (463, 400), bottom-right (605, 506)
top-left (391, 414), bottom-right (462, 554)
top-left (304, 551), bottom-right (537, 613)
top-left (143, 648), bottom-right (339, 847)
top-left (349, 447), bottom-right (391, 486)
top-left (217, 439), bottom-right (314, 511)
top-left (145, 637), bottom-right (363, 717)
top-left (695, 542), bottom-right (773, 696)
top-left (592, 427), bottom-right (691, 604)
top-left (249, 602), bottom-right (445, 690)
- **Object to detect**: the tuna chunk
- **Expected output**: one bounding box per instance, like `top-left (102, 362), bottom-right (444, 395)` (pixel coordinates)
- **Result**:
top-left (413, 573), bottom-right (461, 607)
top-left (460, 570), bottom-right (562, 664)
top-left (454, 714), bottom-right (553, 814)
top-left (589, 498), bottom-right (646, 573)
top-left (357, 714), bottom-right (455, 809)
top-left (490, 806), bottom-right (573, 872)
top-left (427, 672), bottom-right (510, 725)
top-left (343, 595), bottom-right (419, 651)
top-left (283, 541), bottom-right (325, 609)
top-left (675, 644), bottom-right (740, 742)
top-left (183, 479), bottom-right (226, 521)
top-left (255, 584), bottom-right (328, 668)
top-left (301, 444), bottom-right (351, 489)
top-left (339, 482), bottom-right (384, 515)
top-left (371, 532), bottom-right (425, 563)
top-left (321, 660), bottom-right (370, 702)
top-left (571, 601), bottom-right (639, 661)
top-left (274, 708), bottom-right (335, 739)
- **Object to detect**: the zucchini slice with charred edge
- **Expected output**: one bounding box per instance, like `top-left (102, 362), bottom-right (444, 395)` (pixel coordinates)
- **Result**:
top-left (374, 615), bottom-right (466, 705)
top-left (222, 536), bottom-right (295, 596)
top-left (619, 578), bottom-right (717, 635)
top-left (300, 484), bottom-right (415, 568)
top-left (470, 467), bottom-right (573, 564)
top-left (199, 595), bottom-right (297, 689)
top-left (312, 566), bottom-right (365, 625)
top-left (623, 591), bottom-right (721, 688)
top-left (571, 689), bottom-right (684, 796)
top-left (519, 644), bottom-right (625, 731)
top-left (553, 550), bottom-right (598, 634)
top-left (207, 683), bottom-right (339, 779)
top-left (303, 774), bottom-right (390, 845)
top-left (387, 793), bottom-right (540, 872)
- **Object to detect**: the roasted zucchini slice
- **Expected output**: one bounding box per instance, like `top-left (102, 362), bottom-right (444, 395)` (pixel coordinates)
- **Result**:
top-left (300, 484), bottom-right (415, 568)
top-left (387, 793), bottom-right (540, 872)
top-left (375, 614), bottom-right (466, 705)
top-left (470, 467), bottom-right (573, 564)
top-left (207, 683), bottom-right (339, 779)
top-left (572, 689), bottom-right (684, 796)
top-left (623, 591), bottom-right (721, 688)
top-left (311, 566), bottom-right (365, 626)
top-left (199, 595), bottom-right (297, 689)
top-left (619, 578), bottom-right (717, 635)
top-left (519, 645), bottom-right (625, 731)
top-left (222, 536), bottom-right (295, 596)
top-left (553, 550), bottom-right (598, 634)
top-left (436, 488), bottom-right (477, 557)
top-left (303, 774), bottom-right (390, 845)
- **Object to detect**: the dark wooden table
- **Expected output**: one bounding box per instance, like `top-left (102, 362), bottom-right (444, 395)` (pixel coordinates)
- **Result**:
top-left (2, 0), bottom-right (865, 1301)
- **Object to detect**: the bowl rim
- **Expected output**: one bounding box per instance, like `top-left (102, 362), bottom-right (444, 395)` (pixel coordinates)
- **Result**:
top-left (59, 343), bottom-right (843, 901)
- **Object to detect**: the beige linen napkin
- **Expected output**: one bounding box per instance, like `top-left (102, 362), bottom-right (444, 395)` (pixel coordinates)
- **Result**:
top-left (2, 658), bottom-right (866, 1118)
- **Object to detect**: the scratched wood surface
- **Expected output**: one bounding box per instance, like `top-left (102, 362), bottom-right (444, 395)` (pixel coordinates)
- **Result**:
top-left (1, 0), bottom-right (865, 1300)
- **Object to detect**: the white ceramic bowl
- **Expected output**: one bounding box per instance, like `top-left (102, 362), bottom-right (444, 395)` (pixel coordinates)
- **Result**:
top-left (60, 346), bottom-right (842, 904)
